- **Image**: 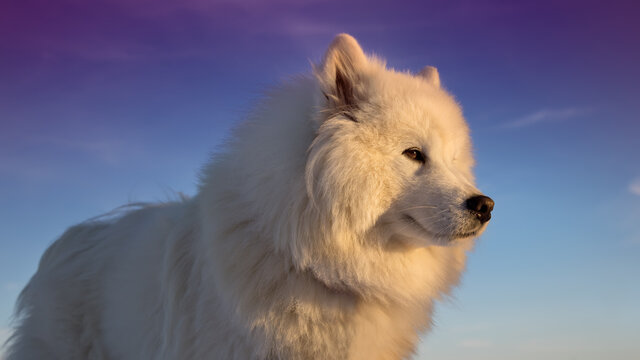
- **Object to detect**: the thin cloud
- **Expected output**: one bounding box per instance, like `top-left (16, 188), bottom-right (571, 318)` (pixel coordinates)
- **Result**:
top-left (2, 0), bottom-right (521, 63)
top-left (0, 133), bottom-right (140, 180)
top-left (501, 108), bottom-right (590, 129)
top-left (0, 156), bottom-right (57, 180)
top-left (629, 177), bottom-right (640, 196)
top-left (41, 137), bottom-right (130, 166)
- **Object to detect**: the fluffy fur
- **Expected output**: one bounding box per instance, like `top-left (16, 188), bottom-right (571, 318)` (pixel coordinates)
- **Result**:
top-left (6, 34), bottom-right (492, 359)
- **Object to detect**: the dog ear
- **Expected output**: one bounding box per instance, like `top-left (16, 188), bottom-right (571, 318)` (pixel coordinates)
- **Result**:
top-left (418, 66), bottom-right (440, 88)
top-left (316, 34), bottom-right (368, 119)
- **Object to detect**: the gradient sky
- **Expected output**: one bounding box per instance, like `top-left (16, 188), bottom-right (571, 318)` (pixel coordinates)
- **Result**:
top-left (1, 0), bottom-right (639, 358)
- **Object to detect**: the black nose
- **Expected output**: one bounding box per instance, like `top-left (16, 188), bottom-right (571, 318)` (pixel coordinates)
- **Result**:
top-left (465, 195), bottom-right (494, 223)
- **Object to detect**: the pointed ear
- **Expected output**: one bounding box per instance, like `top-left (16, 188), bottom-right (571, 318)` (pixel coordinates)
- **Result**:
top-left (418, 66), bottom-right (440, 88)
top-left (316, 34), bottom-right (368, 118)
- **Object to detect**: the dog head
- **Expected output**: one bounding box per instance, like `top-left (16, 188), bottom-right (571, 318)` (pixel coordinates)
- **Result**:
top-left (308, 34), bottom-right (494, 247)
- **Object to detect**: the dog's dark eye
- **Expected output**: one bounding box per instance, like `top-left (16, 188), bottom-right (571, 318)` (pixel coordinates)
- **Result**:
top-left (402, 148), bottom-right (426, 164)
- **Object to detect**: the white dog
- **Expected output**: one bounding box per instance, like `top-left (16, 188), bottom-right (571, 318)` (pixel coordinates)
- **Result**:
top-left (7, 34), bottom-right (494, 359)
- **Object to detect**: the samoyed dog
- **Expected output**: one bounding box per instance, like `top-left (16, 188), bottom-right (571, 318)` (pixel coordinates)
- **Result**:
top-left (7, 34), bottom-right (493, 359)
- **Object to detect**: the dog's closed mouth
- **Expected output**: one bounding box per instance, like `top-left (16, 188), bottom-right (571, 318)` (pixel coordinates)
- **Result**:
top-left (402, 213), bottom-right (479, 240)
top-left (452, 230), bottom-right (478, 239)
top-left (402, 213), bottom-right (436, 237)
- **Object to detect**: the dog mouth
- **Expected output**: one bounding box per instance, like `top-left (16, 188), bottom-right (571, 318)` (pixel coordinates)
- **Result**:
top-left (401, 213), bottom-right (478, 240)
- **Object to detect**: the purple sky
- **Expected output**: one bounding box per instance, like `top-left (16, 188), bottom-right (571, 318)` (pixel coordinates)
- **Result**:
top-left (1, 1), bottom-right (640, 358)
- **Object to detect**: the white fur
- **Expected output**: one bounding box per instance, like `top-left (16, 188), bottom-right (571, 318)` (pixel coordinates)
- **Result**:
top-left (6, 34), bottom-right (491, 359)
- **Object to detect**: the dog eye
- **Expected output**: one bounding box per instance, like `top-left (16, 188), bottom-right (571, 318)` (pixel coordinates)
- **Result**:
top-left (402, 148), bottom-right (426, 164)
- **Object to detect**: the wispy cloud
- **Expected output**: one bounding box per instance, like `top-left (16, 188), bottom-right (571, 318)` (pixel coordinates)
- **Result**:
top-left (629, 177), bottom-right (640, 196)
top-left (2, 0), bottom-right (335, 62)
top-left (0, 156), bottom-right (57, 180)
top-left (0, 132), bottom-right (141, 181)
top-left (39, 137), bottom-right (130, 167)
top-left (501, 108), bottom-right (590, 129)
top-left (2, 0), bottom-right (517, 63)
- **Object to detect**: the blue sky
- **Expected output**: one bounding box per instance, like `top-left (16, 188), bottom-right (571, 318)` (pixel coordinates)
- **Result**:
top-left (1, 0), bottom-right (639, 358)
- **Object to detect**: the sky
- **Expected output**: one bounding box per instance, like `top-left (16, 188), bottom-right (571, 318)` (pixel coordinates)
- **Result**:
top-left (1, 0), bottom-right (639, 358)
